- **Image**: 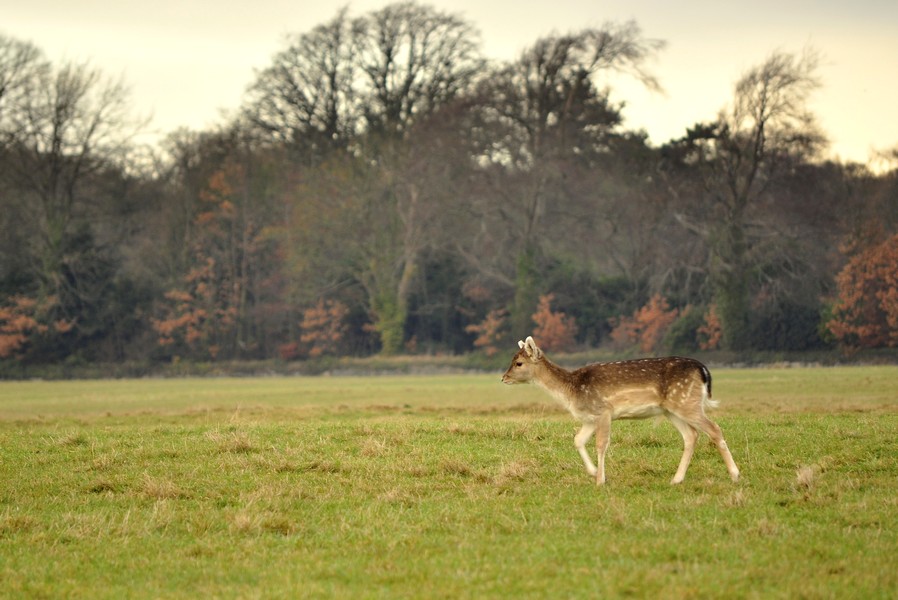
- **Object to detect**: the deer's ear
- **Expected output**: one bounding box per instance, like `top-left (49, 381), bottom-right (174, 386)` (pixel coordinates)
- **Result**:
top-left (524, 336), bottom-right (542, 360)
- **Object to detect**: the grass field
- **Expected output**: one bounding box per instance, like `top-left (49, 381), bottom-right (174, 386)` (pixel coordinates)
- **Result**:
top-left (1, 367), bottom-right (897, 598)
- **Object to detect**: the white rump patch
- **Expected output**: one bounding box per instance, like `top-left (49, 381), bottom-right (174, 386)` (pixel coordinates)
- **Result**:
top-left (702, 383), bottom-right (720, 409)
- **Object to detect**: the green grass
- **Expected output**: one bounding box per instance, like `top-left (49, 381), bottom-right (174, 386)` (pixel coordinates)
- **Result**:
top-left (1, 367), bottom-right (897, 598)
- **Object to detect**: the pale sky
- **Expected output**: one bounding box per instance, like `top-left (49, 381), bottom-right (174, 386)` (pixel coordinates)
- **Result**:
top-left (3, 0), bottom-right (897, 165)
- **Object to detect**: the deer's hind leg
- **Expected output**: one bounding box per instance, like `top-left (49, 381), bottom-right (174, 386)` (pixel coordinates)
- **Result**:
top-left (691, 415), bottom-right (740, 482)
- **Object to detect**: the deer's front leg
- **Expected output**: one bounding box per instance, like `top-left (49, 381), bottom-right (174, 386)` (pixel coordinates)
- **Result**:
top-left (594, 412), bottom-right (612, 485)
top-left (574, 421), bottom-right (598, 477)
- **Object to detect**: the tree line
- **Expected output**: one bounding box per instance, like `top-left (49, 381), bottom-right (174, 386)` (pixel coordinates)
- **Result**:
top-left (2, 2), bottom-right (897, 369)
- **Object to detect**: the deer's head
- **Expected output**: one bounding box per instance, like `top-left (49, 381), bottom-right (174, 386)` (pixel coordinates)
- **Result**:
top-left (501, 336), bottom-right (543, 384)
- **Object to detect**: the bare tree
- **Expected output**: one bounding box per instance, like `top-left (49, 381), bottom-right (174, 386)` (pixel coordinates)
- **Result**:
top-left (672, 48), bottom-right (826, 349)
top-left (2, 57), bottom-right (142, 321)
top-left (0, 36), bottom-right (50, 289)
top-left (464, 23), bottom-right (665, 334)
top-left (244, 8), bottom-right (359, 158)
top-left (246, 1), bottom-right (483, 153)
top-left (0, 35), bottom-right (48, 141)
top-left (265, 2), bottom-right (484, 354)
top-left (352, 1), bottom-right (484, 136)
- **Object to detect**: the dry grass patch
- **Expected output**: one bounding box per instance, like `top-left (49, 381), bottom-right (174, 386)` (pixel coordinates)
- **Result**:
top-left (795, 464), bottom-right (820, 493)
top-left (140, 473), bottom-right (186, 500)
top-left (52, 431), bottom-right (89, 447)
top-left (360, 436), bottom-right (389, 457)
top-left (493, 459), bottom-right (535, 488)
top-left (0, 511), bottom-right (37, 536)
top-left (439, 458), bottom-right (473, 478)
top-left (205, 428), bottom-right (256, 453)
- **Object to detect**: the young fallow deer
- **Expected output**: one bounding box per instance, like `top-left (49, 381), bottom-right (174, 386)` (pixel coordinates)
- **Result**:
top-left (502, 336), bottom-right (740, 485)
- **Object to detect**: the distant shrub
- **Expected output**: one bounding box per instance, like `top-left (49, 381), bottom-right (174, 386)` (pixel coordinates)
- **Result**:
top-left (465, 308), bottom-right (508, 357)
top-left (698, 304), bottom-right (723, 351)
top-left (532, 294), bottom-right (578, 353)
top-left (300, 299), bottom-right (350, 358)
top-left (610, 294), bottom-right (678, 353)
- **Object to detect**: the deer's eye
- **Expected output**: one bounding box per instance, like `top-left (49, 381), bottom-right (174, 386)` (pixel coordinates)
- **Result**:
top-left (515, 362), bottom-right (523, 367)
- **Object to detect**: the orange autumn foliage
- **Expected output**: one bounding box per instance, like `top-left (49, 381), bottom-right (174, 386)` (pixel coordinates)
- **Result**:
top-left (0, 297), bottom-right (40, 359)
top-left (532, 294), bottom-right (578, 353)
top-left (0, 296), bottom-right (74, 359)
top-left (697, 304), bottom-right (723, 350)
top-left (465, 308), bottom-right (508, 356)
top-left (610, 294), bottom-right (679, 353)
top-left (152, 257), bottom-right (238, 357)
top-left (828, 232), bottom-right (898, 349)
top-left (300, 299), bottom-right (349, 358)
top-left (152, 162), bottom-right (270, 360)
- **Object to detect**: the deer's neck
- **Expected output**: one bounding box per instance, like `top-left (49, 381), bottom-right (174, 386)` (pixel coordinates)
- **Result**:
top-left (533, 359), bottom-right (577, 408)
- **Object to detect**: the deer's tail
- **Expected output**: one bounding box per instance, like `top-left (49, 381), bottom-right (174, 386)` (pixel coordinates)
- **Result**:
top-left (699, 364), bottom-right (719, 409)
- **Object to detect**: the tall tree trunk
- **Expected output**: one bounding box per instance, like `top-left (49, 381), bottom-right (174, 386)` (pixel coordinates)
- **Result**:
top-left (711, 220), bottom-right (750, 350)
top-left (510, 245), bottom-right (539, 337)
